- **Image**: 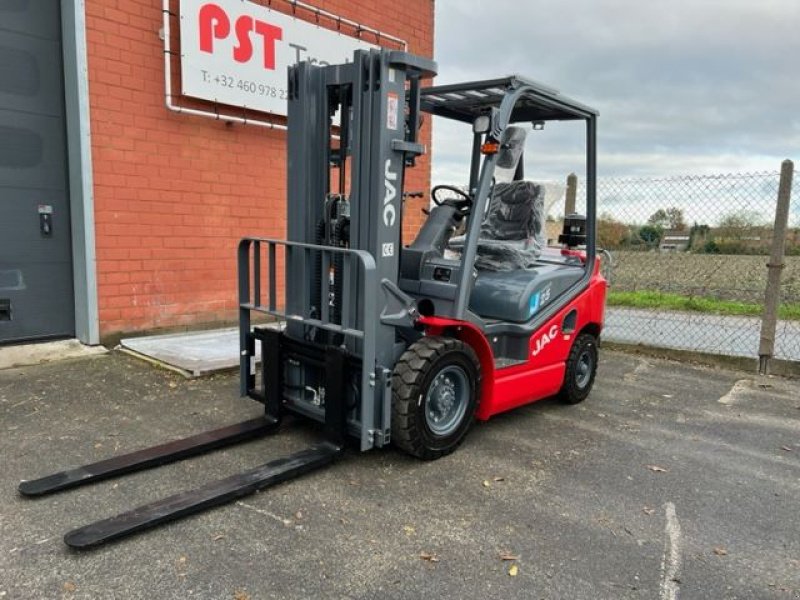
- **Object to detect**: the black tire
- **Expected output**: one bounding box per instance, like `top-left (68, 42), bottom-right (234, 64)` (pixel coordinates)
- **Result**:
top-left (391, 336), bottom-right (481, 460)
top-left (558, 332), bottom-right (598, 404)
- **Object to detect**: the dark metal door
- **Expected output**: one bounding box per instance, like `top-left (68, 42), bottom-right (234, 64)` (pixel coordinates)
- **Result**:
top-left (0, 1), bottom-right (74, 343)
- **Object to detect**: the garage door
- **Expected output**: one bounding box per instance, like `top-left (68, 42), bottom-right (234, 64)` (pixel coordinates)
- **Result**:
top-left (0, 1), bottom-right (74, 343)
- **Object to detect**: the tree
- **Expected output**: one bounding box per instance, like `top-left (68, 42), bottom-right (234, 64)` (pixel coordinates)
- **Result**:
top-left (638, 224), bottom-right (662, 248)
top-left (647, 207), bottom-right (686, 230)
top-left (713, 210), bottom-right (765, 254)
top-left (688, 222), bottom-right (710, 251)
top-left (597, 212), bottom-right (631, 249)
top-left (716, 210), bottom-right (762, 233)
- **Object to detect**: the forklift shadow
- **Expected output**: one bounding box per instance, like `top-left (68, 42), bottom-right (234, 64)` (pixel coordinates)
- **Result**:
top-left (342, 395), bottom-right (567, 467)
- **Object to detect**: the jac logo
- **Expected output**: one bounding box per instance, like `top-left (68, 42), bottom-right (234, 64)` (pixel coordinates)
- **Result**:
top-left (532, 325), bottom-right (559, 357)
top-left (199, 3), bottom-right (283, 69)
top-left (383, 159), bottom-right (398, 228)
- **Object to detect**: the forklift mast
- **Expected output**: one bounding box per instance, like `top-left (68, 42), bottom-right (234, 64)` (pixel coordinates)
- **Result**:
top-left (285, 50), bottom-right (436, 356)
top-left (261, 50), bottom-right (437, 449)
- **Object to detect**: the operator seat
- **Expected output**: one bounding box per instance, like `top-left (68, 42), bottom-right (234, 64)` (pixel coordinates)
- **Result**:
top-left (449, 125), bottom-right (544, 271)
top-left (462, 126), bottom-right (584, 323)
top-left (473, 179), bottom-right (545, 271)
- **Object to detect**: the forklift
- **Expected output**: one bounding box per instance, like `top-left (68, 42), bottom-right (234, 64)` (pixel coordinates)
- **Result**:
top-left (19, 49), bottom-right (606, 548)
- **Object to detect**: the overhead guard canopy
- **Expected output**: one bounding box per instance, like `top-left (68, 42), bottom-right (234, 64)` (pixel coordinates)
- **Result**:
top-left (420, 76), bottom-right (598, 123)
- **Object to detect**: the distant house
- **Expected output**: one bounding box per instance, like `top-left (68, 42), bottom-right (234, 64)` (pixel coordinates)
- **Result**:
top-left (659, 229), bottom-right (691, 252)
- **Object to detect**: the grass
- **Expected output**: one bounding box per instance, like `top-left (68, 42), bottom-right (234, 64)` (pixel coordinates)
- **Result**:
top-left (607, 290), bottom-right (800, 321)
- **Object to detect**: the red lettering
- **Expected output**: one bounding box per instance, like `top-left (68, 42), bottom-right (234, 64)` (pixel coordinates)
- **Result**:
top-left (254, 20), bottom-right (282, 70)
top-left (199, 3), bottom-right (229, 54)
top-left (232, 15), bottom-right (254, 63)
top-left (197, 4), bottom-right (282, 70)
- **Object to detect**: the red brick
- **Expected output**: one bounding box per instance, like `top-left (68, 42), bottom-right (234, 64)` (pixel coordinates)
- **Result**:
top-left (87, 0), bottom-right (433, 337)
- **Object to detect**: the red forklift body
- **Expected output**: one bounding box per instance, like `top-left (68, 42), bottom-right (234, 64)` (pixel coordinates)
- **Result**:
top-left (421, 254), bottom-right (606, 420)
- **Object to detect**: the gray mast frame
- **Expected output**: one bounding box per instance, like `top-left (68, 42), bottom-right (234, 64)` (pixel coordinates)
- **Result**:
top-left (282, 49), bottom-right (436, 449)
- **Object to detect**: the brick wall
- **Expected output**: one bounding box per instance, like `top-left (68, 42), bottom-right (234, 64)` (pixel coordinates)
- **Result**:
top-left (84, 0), bottom-right (434, 340)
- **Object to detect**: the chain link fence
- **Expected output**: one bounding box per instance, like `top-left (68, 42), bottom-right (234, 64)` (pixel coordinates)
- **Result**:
top-left (569, 167), bottom-right (799, 363)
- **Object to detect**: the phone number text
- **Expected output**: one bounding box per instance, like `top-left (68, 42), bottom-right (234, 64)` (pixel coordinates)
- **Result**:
top-left (199, 71), bottom-right (288, 99)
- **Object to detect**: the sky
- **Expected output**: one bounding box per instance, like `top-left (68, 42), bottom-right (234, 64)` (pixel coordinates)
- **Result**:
top-left (430, 0), bottom-right (800, 187)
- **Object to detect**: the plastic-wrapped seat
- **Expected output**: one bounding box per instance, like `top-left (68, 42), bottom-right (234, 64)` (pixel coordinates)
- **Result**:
top-left (448, 178), bottom-right (545, 271)
top-left (472, 180), bottom-right (545, 271)
top-left (449, 124), bottom-right (545, 271)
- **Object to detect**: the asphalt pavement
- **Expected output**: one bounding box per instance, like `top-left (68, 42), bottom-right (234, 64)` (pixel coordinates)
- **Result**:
top-left (1, 349), bottom-right (798, 599)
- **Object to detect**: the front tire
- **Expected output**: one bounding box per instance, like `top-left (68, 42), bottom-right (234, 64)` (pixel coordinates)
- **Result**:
top-left (391, 336), bottom-right (481, 460)
top-left (558, 332), bottom-right (598, 404)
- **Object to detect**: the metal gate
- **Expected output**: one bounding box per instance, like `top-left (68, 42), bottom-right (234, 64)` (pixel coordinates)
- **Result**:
top-left (0, 1), bottom-right (74, 343)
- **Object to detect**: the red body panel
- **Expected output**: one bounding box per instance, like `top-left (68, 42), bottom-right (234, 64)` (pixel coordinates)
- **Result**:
top-left (419, 260), bottom-right (607, 420)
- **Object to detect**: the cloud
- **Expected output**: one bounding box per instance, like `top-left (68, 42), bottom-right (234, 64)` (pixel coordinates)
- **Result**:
top-left (431, 0), bottom-right (800, 182)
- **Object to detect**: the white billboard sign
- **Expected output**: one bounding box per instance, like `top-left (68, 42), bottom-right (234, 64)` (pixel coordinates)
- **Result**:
top-left (179, 0), bottom-right (377, 115)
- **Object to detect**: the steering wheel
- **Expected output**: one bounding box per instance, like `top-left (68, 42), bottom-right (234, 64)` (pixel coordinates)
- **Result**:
top-left (431, 185), bottom-right (473, 215)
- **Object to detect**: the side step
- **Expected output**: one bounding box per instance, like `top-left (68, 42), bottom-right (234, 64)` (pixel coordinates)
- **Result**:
top-left (64, 442), bottom-right (342, 549)
top-left (19, 416), bottom-right (277, 497)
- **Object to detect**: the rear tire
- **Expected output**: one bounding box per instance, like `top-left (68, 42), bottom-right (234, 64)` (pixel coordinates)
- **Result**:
top-left (557, 332), bottom-right (598, 405)
top-left (391, 336), bottom-right (481, 460)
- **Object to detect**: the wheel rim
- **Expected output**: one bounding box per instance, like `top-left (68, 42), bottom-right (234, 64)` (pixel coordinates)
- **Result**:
top-left (424, 365), bottom-right (469, 436)
top-left (575, 348), bottom-right (594, 389)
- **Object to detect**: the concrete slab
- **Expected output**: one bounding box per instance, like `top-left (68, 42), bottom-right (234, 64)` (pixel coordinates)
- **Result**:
top-left (0, 339), bottom-right (107, 371)
top-left (120, 325), bottom-right (280, 377)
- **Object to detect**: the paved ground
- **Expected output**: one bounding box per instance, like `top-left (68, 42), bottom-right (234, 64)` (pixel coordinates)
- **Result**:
top-left (605, 307), bottom-right (800, 361)
top-left (1, 350), bottom-right (799, 599)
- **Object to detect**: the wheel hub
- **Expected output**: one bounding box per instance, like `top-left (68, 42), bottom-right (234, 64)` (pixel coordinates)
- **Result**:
top-left (576, 350), bottom-right (593, 389)
top-left (424, 366), bottom-right (469, 436)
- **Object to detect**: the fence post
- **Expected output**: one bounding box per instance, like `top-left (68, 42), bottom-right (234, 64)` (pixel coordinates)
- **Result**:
top-left (565, 173), bottom-right (577, 215)
top-left (758, 159), bottom-right (794, 374)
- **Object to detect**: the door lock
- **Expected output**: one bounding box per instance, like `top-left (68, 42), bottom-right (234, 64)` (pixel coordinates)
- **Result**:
top-left (38, 205), bottom-right (53, 237)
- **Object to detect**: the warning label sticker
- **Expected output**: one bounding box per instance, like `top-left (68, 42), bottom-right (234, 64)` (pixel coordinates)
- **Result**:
top-left (387, 92), bottom-right (399, 130)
